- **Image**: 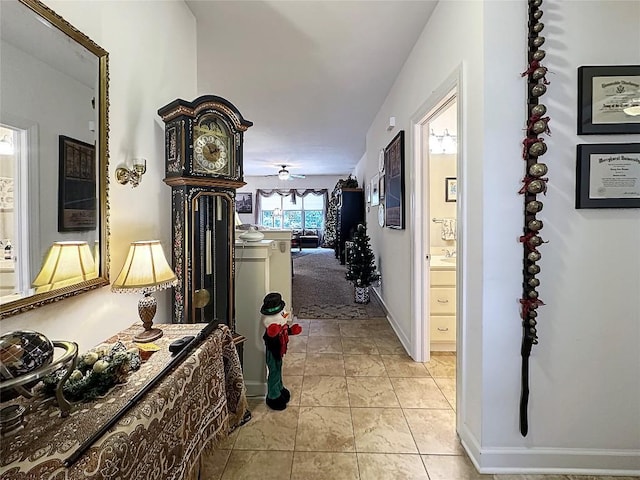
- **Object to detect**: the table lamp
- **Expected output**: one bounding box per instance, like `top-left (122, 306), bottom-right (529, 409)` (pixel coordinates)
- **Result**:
top-left (111, 240), bottom-right (177, 343)
top-left (32, 241), bottom-right (97, 293)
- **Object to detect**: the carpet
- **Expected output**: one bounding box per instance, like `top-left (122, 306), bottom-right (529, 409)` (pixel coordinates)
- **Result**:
top-left (292, 248), bottom-right (386, 319)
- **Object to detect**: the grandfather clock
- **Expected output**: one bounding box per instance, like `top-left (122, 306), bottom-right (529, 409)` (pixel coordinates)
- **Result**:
top-left (157, 95), bottom-right (252, 334)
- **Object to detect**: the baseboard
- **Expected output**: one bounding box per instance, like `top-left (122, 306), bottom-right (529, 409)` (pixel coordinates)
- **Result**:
top-left (459, 423), bottom-right (639, 474)
top-left (244, 380), bottom-right (266, 397)
top-left (372, 287), bottom-right (412, 354)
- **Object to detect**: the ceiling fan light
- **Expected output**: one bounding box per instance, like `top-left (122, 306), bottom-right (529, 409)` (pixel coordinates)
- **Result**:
top-left (278, 168), bottom-right (290, 180)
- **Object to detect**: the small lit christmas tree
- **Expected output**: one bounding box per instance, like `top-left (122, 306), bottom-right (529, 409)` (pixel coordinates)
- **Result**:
top-left (345, 223), bottom-right (380, 304)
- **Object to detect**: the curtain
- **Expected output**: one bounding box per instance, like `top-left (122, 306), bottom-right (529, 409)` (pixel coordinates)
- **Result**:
top-left (256, 189), bottom-right (329, 243)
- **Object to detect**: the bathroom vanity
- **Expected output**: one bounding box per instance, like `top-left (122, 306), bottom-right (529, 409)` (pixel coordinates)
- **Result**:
top-left (430, 256), bottom-right (456, 351)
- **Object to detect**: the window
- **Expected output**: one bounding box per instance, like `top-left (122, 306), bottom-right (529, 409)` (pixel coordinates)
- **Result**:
top-left (260, 192), bottom-right (325, 231)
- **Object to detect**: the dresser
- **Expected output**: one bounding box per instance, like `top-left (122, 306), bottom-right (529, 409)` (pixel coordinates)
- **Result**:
top-left (334, 188), bottom-right (364, 264)
top-left (429, 263), bottom-right (456, 351)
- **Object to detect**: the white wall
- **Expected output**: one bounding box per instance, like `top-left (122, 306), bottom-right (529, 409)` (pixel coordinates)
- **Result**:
top-left (359, 0), bottom-right (640, 473)
top-left (1, 0), bottom-right (197, 353)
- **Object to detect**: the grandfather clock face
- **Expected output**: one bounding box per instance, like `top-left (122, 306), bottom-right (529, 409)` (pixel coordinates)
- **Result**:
top-left (193, 114), bottom-right (232, 176)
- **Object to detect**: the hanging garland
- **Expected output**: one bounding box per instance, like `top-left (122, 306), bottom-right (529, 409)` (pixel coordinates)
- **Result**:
top-left (518, 0), bottom-right (550, 437)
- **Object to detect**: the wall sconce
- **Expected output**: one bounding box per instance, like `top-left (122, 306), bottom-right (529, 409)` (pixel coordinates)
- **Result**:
top-left (429, 129), bottom-right (457, 154)
top-left (115, 158), bottom-right (147, 187)
top-left (0, 133), bottom-right (15, 155)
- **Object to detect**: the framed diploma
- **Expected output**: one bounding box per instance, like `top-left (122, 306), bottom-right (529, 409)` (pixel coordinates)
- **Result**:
top-left (577, 65), bottom-right (640, 134)
top-left (576, 143), bottom-right (640, 209)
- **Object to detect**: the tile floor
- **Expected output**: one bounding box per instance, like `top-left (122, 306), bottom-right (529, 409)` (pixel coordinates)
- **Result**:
top-left (200, 318), bottom-right (636, 480)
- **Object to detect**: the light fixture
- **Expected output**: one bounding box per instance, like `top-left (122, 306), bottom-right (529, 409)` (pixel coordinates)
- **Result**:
top-left (32, 241), bottom-right (97, 293)
top-left (111, 240), bottom-right (177, 343)
top-left (115, 158), bottom-right (147, 187)
top-left (278, 166), bottom-right (290, 181)
top-left (387, 116), bottom-right (396, 131)
top-left (0, 134), bottom-right (14, 155)
top-left (429, 128), bottom-right (457, 154)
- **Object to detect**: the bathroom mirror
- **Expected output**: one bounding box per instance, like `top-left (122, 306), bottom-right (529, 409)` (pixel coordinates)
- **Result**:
top-left (0, 0), bottom-right (109, 318)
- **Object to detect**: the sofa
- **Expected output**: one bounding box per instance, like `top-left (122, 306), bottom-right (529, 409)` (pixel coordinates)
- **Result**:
top-left (295, 229), bottom-right (320, 248)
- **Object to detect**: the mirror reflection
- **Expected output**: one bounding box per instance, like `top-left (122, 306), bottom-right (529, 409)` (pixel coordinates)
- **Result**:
top-left (0, 0), bottom-right (109, 317)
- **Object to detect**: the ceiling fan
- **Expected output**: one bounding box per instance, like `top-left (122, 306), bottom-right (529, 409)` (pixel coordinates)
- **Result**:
top-left (268, 165), bottom-right (306, 181)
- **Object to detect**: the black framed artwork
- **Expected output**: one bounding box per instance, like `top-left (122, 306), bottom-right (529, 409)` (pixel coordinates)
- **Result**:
top-left (576, 143), bottom-right (640, 209)
top-left (384, 130), bottom-right (405, 229)
top-left (236, 192), bottom-right (253, 213)
top-left (577, 65), bottom-right (640, 135)
top-left (445, 177), bottom-right (457, 202)
top-left (58, 135), bottom-right (97, 232)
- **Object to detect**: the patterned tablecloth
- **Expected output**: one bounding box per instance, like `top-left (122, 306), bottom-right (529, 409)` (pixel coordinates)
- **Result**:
top-left (0, 323), bottom-right (248, 480)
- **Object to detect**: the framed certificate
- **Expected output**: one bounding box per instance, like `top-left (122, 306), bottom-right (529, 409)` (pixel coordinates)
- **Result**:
top-left (577, 65), bottom-right (640, 134)
top-left (576, 143), bottom-right (640, 209)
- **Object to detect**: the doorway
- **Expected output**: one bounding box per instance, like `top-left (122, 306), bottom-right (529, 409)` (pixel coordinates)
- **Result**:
top-left (411, 69), bottom-right (462, 368)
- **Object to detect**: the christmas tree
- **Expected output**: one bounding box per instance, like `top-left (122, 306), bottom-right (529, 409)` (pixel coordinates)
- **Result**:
top-left (345, 223), bottom-right (380, 292)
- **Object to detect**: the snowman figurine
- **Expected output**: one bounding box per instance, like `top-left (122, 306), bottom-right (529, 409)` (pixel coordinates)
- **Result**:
top-left (260, 292), bottom-right (302, 410)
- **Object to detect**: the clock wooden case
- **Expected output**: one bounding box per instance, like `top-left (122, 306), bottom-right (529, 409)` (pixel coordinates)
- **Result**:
top-left (158, 95), bottom-right (253, 330)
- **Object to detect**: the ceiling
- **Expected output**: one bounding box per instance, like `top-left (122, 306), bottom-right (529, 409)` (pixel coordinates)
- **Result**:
top-left (186, 0), bottom-right (438, 177)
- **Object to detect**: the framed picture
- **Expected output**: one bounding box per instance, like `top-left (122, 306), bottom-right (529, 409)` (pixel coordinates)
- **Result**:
top-left (445, 177), bottom-right (457, 202)
top-left (379, 174), bottom-right (385, 200)
top-left (577, 65), bottom-right (640, 135)
top-left (384, 130), bottom-right (405, 229)
top-left (371, 173), bottom-right (380, 206)
top-left (236, 192), bottom-right (253, 213)
top-left (576, 143), bottom-right (640, 209)
top-left (365, 182), bottom-right (371, 204)
top-left (58, 135), bottom-right (96, 232)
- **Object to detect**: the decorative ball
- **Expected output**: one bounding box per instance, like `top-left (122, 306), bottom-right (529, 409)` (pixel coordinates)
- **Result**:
top-left (528, 290), bottom-right (539, 299)
top-left (529, 163), bottom-right (548, 177)
top-left (532, 36), bottom-right (545, 48)
top-left (527, 179), bottom-right (546, 194)
top-left (528, 235), bottom-right (543, 247)
top-left (93, 359), bottom-right (110, 373)
top-left (533, 10), bottom-right (543, 19)
top-left (533, 0), bottom-right (543, 7)
top-left (528, 264), bottom-right (541, 274)
top-left (83, 351), bottom-right (99, 366)
top-left (529, 299), bottom-right (541, 309)
top-left (532, 66), bottom-right (547, 80)
top-left (69, 370), bottom-right (84, 382)
top-left (531, 83), bottom-right (547, 97)
top-left (529, 327), bottom-right (537, 335)
top-left (529, 318), bottom-right (538, 326)
top-left (531, 119), bottom-right (548, 134)
top-left (530, 104), bottom-right (547, 116)
top-left (532, 49), bottom-right (546, 61)
top-left (529, 310), bottom-right (538, 318)
top-left (0, 330), bottom-right (54, 379)
top-left (533, 22), bottom-right (544, 33)
top-left (532, 338), bottom-right (539, 345)
top-left (528, 219), bottom-right (543, 231)
top-left (528, 277), bottom-right (540, 287)
top-left (528, 141), bottom-right (547, 157)
top-left (527, 251), bottom-right (542, 262)
top-left (526, 200), bottom-right (543, 213)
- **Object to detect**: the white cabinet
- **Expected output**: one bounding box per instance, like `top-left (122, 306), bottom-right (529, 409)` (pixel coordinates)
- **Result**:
top-left (430, 267), bottom-right (456, 351)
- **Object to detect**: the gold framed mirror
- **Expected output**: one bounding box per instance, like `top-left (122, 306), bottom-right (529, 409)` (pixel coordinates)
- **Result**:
top-left (0, 0), bottom-right (109, 318)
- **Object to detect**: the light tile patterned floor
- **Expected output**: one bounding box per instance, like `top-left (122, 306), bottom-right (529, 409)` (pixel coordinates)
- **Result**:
top-left (201, 318), bottom-right (636, 480)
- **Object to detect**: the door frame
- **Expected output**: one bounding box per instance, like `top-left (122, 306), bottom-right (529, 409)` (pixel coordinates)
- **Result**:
top-left (410, 66), bottom-right (463, 371)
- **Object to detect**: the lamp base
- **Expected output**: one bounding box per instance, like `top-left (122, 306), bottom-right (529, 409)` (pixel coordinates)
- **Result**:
top-left (133, 327), bottom-right (163, 343)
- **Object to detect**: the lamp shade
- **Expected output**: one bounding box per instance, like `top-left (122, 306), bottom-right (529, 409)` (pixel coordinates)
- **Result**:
top-left (234, 211), bottom-right (242, 227)
top-left (32, 241), bottom-right (97, 291)
top-left (112, 240), bottom-right (177, 293)
top-left (278, 169), bottom-right (290, 181)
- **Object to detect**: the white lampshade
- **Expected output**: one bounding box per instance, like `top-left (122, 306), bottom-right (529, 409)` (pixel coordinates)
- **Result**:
top-left (112, 240), bottom-right (177, 293)
top-left (235, 211), bottom-right (242, 227)
top-left (32, 241), bottom-right (97, 292)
